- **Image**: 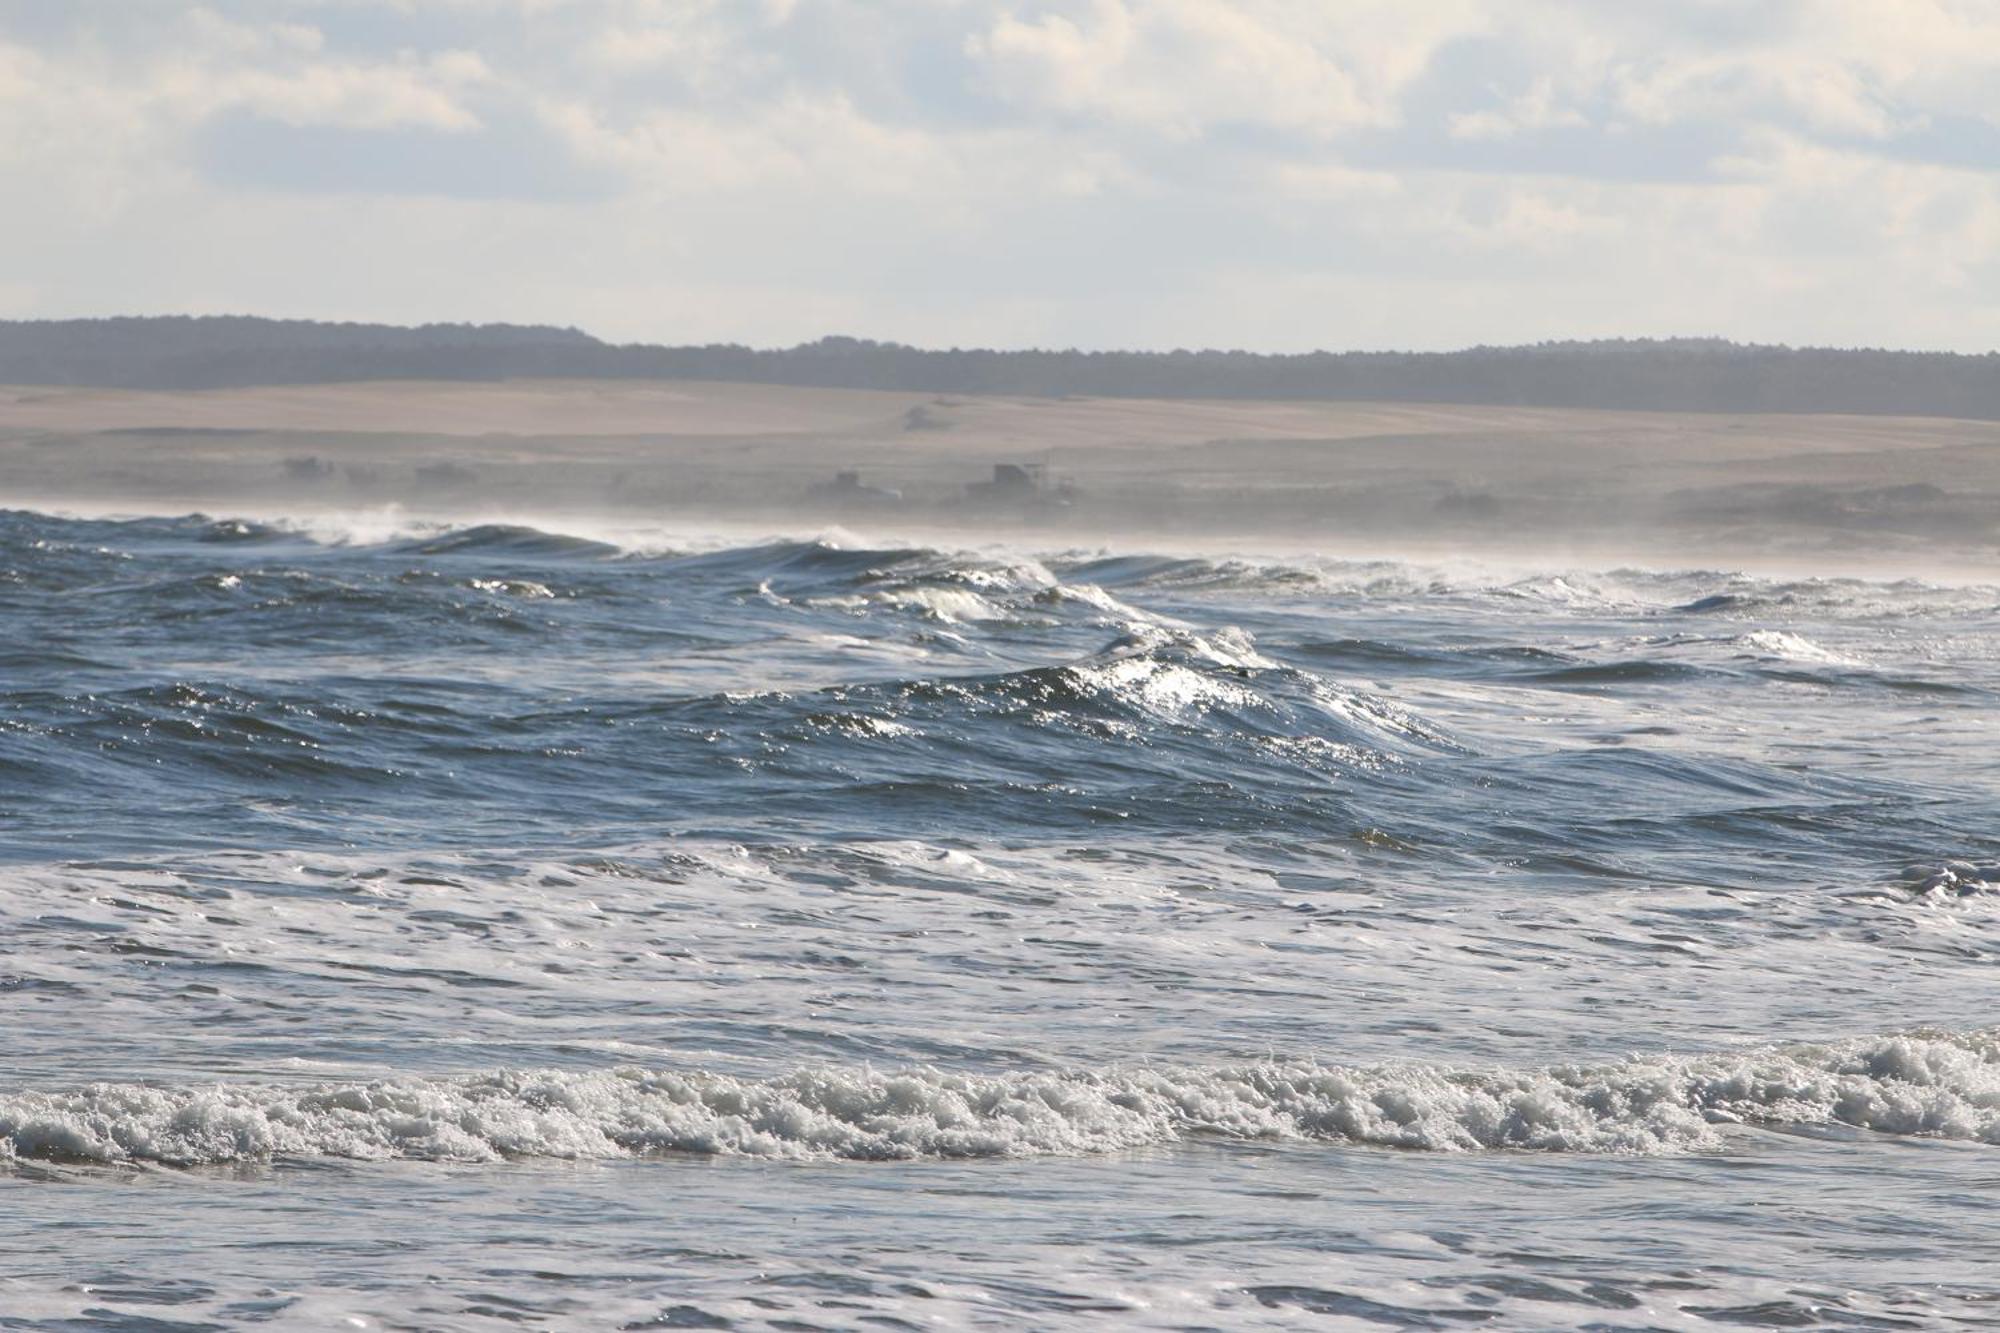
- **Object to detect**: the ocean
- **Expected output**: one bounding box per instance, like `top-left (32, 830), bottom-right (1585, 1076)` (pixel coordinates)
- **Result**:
top-left (1, 506), bottom-right (1995, 1329)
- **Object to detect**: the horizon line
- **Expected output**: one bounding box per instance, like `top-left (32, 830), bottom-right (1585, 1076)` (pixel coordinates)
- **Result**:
top-left (4, 313), bottom-right (1995, 361)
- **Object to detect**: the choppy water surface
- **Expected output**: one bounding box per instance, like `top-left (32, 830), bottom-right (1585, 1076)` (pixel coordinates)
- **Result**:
top-left (2, 506), bottom-right (1997, 1330)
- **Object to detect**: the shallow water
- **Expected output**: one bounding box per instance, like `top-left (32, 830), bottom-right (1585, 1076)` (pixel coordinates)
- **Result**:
top-left (2, 507), bottom-right (1997, 1328)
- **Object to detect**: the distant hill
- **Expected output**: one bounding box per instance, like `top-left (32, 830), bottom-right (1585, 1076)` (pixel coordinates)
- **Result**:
top-left (5, 317), bottom-right (1999, 418)
top-left (0, 317), bottom-right (603, 391)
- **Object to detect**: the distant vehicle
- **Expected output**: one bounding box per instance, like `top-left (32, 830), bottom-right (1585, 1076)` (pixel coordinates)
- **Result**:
top-left (807, 469), bottom-right (902, 510)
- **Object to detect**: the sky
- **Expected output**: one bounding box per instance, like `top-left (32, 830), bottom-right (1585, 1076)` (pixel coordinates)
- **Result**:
top-left (3, 0), bottom-right (1998, 352)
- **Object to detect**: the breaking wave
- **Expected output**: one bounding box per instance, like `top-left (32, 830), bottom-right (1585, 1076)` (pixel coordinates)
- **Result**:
top-left (5, 1029), bottom-right (1995, 1168)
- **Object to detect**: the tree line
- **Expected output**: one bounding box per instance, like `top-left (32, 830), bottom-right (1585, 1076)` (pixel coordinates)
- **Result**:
top-left (5, 317), bottom-right (1998, 418)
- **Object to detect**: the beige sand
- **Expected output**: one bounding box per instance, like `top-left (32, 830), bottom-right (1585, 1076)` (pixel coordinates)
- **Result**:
top-left (2, 378), bottom-right (1996, 573)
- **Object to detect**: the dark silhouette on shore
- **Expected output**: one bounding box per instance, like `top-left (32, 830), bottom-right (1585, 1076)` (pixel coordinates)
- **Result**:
top-left (5, 316), bottom-right (1998, 418)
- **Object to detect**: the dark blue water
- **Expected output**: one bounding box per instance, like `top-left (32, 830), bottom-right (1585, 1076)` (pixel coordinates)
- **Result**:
top-left (2, 506), bottom-right (1997, 1329)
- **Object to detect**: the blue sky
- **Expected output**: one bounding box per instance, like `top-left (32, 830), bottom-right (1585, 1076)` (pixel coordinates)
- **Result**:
top-left (3, 0), bottom-right (1998, 350)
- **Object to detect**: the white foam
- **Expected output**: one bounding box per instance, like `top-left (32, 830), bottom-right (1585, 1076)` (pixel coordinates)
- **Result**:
top-left (1107, 623), bottom-right (1276, 671)
top-left (941, 557), bottom-right (1058, 592)
top-left (1902, 862), bottom-right (2000, 899)
top-left (1500, 574), bottom-right (1612, 607)
top-left (1733, 630), bottom-right (1859, 666)
top-left (876, 585), bottom-right (1007, 624)
top-left (1072, 655), bottom-right (1265, 715)
top-left (466, 577), bottom-right (556, 599)
top-left (4, 1029), bottom-right (1994, 1168)
top-left (270, 505), bottom-right (436, 549)
top-left (1038, 580), bottom-right (1150, 621)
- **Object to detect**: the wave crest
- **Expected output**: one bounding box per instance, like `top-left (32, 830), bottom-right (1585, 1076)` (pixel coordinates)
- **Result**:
top-left (5, 1029), bottom-right (1994, 1168)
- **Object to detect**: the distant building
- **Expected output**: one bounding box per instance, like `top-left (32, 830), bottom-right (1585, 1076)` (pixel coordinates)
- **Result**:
top-left (807, 469), bottom-right (902, 510)
top-left (964, 462), bottom-right (1077, 513)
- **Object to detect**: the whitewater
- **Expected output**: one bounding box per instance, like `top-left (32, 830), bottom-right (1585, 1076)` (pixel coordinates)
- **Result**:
top-left (2, 507), bottom-right (1997, 1329)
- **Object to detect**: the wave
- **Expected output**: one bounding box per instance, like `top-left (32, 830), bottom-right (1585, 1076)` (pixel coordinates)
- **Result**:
top-left (860, 623), bottom-right (1452, 755)
top-left (1729, 629), bottom-right (1859, 666)
top-left (4, 1029), bottom-right (1993, 1168)
top-left (195, 517), bottom-right (286, 544)
top-left (1900, 862), bottom-right (2000, 899)
top-left (1053, 552), bottom-right (1333, 594)
top-left (2, 633), bottom-right (1436, 852)
top-left (1291, 638), bottom-right (1567, 671)
top-left (7, 507), bottom-right (1993, 615)
top-left (1520, 660), bottom-right (1710, 686)
top-left (399, 523), bottom-right (621, 559)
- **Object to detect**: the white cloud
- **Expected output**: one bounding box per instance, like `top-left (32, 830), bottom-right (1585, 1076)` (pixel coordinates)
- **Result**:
top-left (0, 0), bottom-right (1997, 350)
top-left (187, 50), bottom-right (493, 132)
top-left (547, 93), bottom-right (946, 195)
top-left (1448, 77), bottom-right (1588, 142)
top-left (964, 0), bottom-right (1474, 139)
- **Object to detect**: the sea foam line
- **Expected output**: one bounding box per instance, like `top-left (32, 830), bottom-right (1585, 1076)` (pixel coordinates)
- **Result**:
top-left (3, 1029), bottom-right (1996, 1167)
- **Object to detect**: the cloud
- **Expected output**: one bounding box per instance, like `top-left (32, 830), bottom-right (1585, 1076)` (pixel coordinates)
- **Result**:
top-left (0, 0), bottom-right (1997, 350)
top-left (1447, 77), bottom-right (1588, 142)
top-left (964, 0), bottom-right (1469, 140)
top-left (195, 107), bottom-right (615, 200)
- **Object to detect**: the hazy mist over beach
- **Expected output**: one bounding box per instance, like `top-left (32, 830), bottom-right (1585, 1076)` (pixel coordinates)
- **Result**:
top-left (4, 319), bottom-right (1999, 576)
top-left (3, 4), bottom-right (1999, 1332)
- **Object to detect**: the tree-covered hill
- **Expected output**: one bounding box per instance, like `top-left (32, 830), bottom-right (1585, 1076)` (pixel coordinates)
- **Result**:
top-left (5, 317), bottom-right (1997, 418)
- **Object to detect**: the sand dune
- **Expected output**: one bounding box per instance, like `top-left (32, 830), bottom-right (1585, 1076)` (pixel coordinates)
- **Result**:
top-left (3, 377), bottom-right (1996, 570)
